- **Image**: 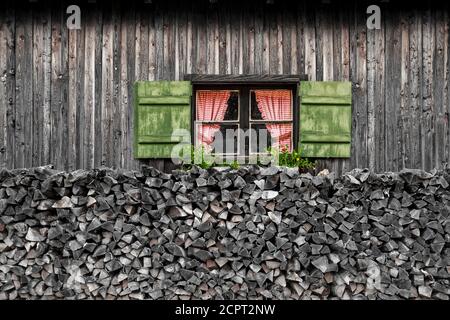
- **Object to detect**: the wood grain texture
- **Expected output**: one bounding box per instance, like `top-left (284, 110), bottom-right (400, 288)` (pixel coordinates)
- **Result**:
top-left (385, 7), bottom-right (401, 172)
top-left (351, 2), bottom-right (368, 169)
top-left (421, 8), bottom-right (435, 171)
top-left (409, 10), bottom-right (422, 170)
top-left (0, 5), bottom-right (15, 169)
top-left (1, 1), bottom-right (449, 174)
top-left (399, 10), bottom-right (409, 169)
top-left (433, 8), bottom-right (447, 169)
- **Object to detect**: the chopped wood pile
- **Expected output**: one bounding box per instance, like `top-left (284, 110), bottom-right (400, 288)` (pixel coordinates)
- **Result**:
top-left (0, 165), bottom-right (449, 300)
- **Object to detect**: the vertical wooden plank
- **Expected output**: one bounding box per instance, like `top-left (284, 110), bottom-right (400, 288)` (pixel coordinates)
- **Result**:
top-left (101, 3), bottom-right (113, 167)
top-left (49, 5), bottom-right (57, 168)
top-left (132, 3), bottom-right (143, 170)
top-left (119, 4), bottom-right (128, 168)
top-left (409, 10), bottom-right (422, 169)
top-left (189, 1), bottom-right (197, 75)
top-left (94, 5), bottom-right (103, 168)
top-left (385, 8), bottom-right (402, 172)
top-left (290, 3), bottom-right (299, 75)
top-left (186, 3), bottom-right (193, 75)
top-left (367, 22), bottom-right (376, 172)
top-left (238, 9), bottom-right (244, 75)
top-left (218, 2), bottom-right (228, 75)
top-left (15, 8), bottom-right (33, 168)
top-left (332, 5), bottom-right (342, 82)
top-left (225, 5), bottom-right (232, 75)
top-left (148, 3), bottom-right (156, 81)
top-left (50, 4), bottom-right (62, 169)
top-left (75, 4), bottom-right (85, 169)
top-left (276, 9), bottom-right (283, 74)
top-left (340, 7), bottom-right (351, 82)
top-left (32, 5), bottom-right (42, 167)
top-left (400, 11), bottom-right (410, 169)
top-left (422, 8), bottom-right (435, 171)
top-left (25, 7), bottom-right (34, 168)
top-left (281, 4), bottom-right (291, 75)
top-left (67, 13), bottom-right (78, 170)
top-left (434, 8), bottom-right (447, 169)
top-left (168, 6), bottom-right (176, 80)
top-left (196, 4), bottom-right (207, 75)
top-left (206, 4), bottom-right (216, 74)
top-left (247, 5), bottom-right (255, 75)
top-left (321, 6), bottom-right (333, 81)
top-left (83, 6), bottom-right (96, 169)
top-left (132, 1), bottom-right (144, 169)
top-left (304, 2), bottom-right (316, 80)
top-left (444, 5), bottom-right (449, 168)
top-left (176, 5), bottom-right (187, 80)
top-left (0, 9), bottom-right (6, 167)
top-left (139, 2), bottom-right (150, 81)
top-left (374, 9), bottom-right (386, 172)
top-left (268, 6), bottom-right (278, 75)
top-left (262, 6), bottom-right (270, 74)
top-left (112, 2), bottom-right (122, 168)
top-left (231, 8), bottom-right (241, 75)
top-left (350, 2), bottom-right (368, 169)
top-left (340, 4), bottom-right (351, 174)
top-left (314, 6), bottom-right (324, 81)
top-left (174, 6), bottom-right (180, 81)
top-left (126, 2), bottom-right (138, 169)
top-left (295, 1), bottom-right (305, 78)
top-left (253, 4), bottom-right (263, 75)
top-left (162, 5), bottom-right (174, 80)
top-left (60, 4), bottom-right (69, 170)
top-left (134, 2), bottom-right (142, 81)
top-left (241, 4), bottom-right (250, 75)
top-left (1, 6), bottom-right (15, 169)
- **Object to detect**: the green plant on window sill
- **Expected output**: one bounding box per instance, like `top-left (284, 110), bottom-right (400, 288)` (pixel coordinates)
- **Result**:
top-left (189, 145), bottom-right (215, 169)
top-left (181, 144), bottom-right (315, 171)
top-left (180, 145), bottom-right (239, 170)
top-left (267, 145), bottom-right (316, 171)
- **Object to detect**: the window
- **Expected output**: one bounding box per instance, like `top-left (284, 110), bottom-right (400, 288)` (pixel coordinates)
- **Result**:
top-left (193, 84), bottom-right (296, 159)
top-left (134, 78), bottom-right (351, 160)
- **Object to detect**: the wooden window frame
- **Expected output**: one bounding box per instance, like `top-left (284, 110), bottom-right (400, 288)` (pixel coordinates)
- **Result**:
top-left (186, 74), bottom-right (307, 159)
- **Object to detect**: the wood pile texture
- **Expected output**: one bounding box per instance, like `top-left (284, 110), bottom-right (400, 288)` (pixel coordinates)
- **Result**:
top-left (0, 165), bottom-right (449, 300)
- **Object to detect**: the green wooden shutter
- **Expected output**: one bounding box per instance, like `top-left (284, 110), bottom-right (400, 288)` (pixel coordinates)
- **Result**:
top-left (134, 81), bottom-right (191, 158)
top-left (299, 81), bottom-right (352, 158)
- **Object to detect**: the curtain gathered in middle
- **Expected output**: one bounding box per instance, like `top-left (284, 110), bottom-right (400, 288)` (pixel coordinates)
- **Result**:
top-left (254, 89), bottom-right (292, 151)
top-left (196, 90), bottom-right (231, 148)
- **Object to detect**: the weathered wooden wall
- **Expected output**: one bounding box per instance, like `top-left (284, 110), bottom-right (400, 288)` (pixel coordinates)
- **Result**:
top-left (0, 0), bottom-right (449, 174)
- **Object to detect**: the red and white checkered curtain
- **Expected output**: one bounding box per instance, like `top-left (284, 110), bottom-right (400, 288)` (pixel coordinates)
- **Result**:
top-left (254, 90), bottom-right (292, 151)
top-left (196, 91), bottom-right (231, 147)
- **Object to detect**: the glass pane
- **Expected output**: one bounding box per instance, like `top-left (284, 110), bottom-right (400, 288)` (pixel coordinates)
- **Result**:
top-left (196, 123), bottom-right (239, 154)
top-left (250, 90), bottom-right (292, 121)
top-left (251, 92), bottom-right (263, 120)
top-left (196, 90), bottom-right (239, 121)
top-left (250, 123), bottom-right (271, 154)
top-left (250, 123), bottom-right (293, 153)
top-left (224, 91), bottom-right (239, 120)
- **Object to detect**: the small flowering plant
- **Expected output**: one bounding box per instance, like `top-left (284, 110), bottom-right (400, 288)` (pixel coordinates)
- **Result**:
top-left (267, 145), bottom-right (316, 170)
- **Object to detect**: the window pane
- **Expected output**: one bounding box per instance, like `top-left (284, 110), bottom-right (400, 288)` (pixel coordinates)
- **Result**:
top-left (250, 123), bottom-right (293, 153)
top-left (196, 90), bottom-right (238, 121)
top-left (196, 123), bottom-right (239, 154)
top-left (250, 92), bottom-right (263, 120)
top-left (224, 91), bottom-right (239, 120)
top-left (250, 123), bottom-right (271, 154)
top-left (251, 90), bottom-right (292, 121)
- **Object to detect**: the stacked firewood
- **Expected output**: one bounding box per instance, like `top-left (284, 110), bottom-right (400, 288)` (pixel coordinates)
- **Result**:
top-left (0, 165), bottom-right (448, 300)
